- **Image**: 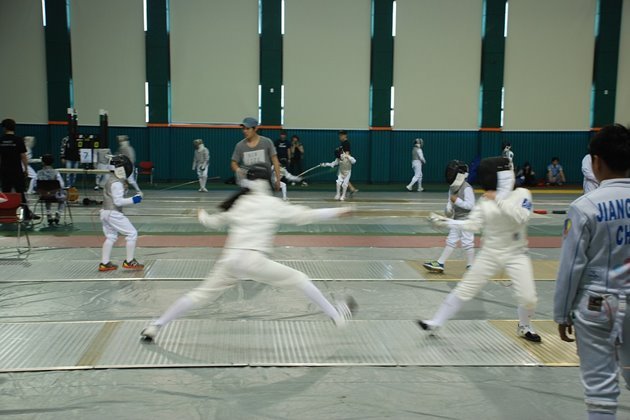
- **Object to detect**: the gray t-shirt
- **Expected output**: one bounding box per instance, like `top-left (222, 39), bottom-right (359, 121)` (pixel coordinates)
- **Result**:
top-left (231, 136), bottom-right (276, 172)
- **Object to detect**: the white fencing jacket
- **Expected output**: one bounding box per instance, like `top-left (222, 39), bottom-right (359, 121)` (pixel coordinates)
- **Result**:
top-left (198, 180), bottom-right (349, 253)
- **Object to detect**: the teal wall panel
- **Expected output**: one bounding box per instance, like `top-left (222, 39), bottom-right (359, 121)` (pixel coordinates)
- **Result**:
top-left (369, 131), bottom-right (391, 183)
top-left (389, 131), bottom-right (479, 184)
top-left (260, 0), bottom-right (283, 126)
top-left (592, 0), bottom-right (623, 127)
top-left (18, 124), bottom-right (592, 184)
top-left (145, 0), bottom-right (170, 124)
top-left (498, 131), bottom-right (590, 184)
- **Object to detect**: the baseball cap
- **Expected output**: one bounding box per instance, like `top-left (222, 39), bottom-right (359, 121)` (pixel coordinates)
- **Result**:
top-left (241, 117), bottom-right (259, 128)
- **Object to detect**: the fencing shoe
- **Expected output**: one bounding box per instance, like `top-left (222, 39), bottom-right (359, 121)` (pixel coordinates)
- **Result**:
top-left (517, 324), bottom-right (542, 343)
top-left (333, 296), bottom-right (358, 327)
top-left (122, 259), bottom-right (145, 270)
top-left (140, 324), bottom-right (161, 342)
top-left (99, 262), bottom-right (118, 272)
top-left (423, 261), bottom-right (445, 273)
top-left (406, 185), bottom-right (412, 191)
top-left (417, 320), bottom-right (439, 335)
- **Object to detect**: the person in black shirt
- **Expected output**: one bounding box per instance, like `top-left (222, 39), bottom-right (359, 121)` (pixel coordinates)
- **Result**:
top-left (289, 135), bottom-right (306, 184)
top-left (0, 119), bottom-right (38, 219)
top-left (275, 130), bottom-right (291, 168)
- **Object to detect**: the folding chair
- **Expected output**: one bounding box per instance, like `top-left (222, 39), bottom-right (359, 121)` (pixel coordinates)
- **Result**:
top-left (0, 192), bottom-right (31, 254)
top-left (34, 180), bottom-right (73, 226)
top-left (138, 161), bottom-right (155, 185)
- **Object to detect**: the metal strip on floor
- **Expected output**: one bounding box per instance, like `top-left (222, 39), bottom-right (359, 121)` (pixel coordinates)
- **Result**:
top-left (0, 260), bottom-right (423, 282)
top-left (489, 320), bottom-right (579, 366)
top-left (0, 319), bottom-right (568, 372)
top-left (407, 259), bottom-right (559, 281)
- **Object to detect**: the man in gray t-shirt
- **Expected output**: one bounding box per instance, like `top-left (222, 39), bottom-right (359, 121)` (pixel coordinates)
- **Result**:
top-left (231, 117), bottom-right (281, 191)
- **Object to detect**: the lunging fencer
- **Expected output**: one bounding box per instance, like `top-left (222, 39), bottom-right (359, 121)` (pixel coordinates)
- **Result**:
top-left (423, 160), bottom-right (475, 273)
top-left (406, 138), bottom-right (426, 192)
top-left (192, 138), bottom-right (210, 192)
top-left (140, 164), bottom-right (357, 342)
top-left (321, 149), bottom-right (356, 201)
top-left (419, 156), bottom-right (541, 342)
top-left (98, 154), bottom-right (145, 272)
top-left (554, 124), bottom-right (630, 420)
top-left (272, 162), bottom-right (303, 201)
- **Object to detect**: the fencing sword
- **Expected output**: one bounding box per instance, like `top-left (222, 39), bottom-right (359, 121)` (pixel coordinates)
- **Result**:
top-left (297, 164), bottom-right (325, 178)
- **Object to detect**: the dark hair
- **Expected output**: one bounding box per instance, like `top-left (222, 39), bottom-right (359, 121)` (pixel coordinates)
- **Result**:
top-left (1, 118), bottom-right (16, 131)
top-left (551, 157), bottom-right (559, 162)
top-left (42, 154), bottom-right (54, 166)
top-left (280, 130), bottom-right (287, 135)
top-left (291, 135), bottom-right (299, 141)
top-left (338, 130), bottom-right (347, 135)
top-left (589, 124), bottom-right (630, 173)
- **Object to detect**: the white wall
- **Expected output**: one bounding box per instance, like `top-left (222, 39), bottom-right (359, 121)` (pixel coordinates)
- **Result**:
top-left (170, 0), bottom-right (259, 124)
top-left (503, 0), bottom-right (597, 130)
top-left (283, 0), bottom-right (371, 129)
top-left (0, 0), bottom-right (48, 124)
top-left (393, 0), bottom-right (483, 130)
top-left (71, 0), bottom-right (146, 126)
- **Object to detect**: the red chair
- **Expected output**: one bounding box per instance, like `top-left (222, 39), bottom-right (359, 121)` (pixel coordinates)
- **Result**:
top-left (0, 192), bottom-right (31, 254)
top-left (138, 161), bottom-right (155, 185)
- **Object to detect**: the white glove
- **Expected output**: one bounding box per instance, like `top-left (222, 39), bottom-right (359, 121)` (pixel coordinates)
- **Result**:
top-left (197, 208), bottom-right (213, 228)
top-left (199, 166), bottom-right (205, 172)
top-left (444, 202), bottom-right (454, 218)
top-left (429, 212), bottom-right (451, 229)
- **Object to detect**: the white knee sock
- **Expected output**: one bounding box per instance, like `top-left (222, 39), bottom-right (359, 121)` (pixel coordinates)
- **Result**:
top-left (517, 305), bottom-right (535, 326)
top-left (341, 184), bottom-right (348, 199)
top-left (297, 281), bottom-right (339, 321)
top-left (281, 182), bottom-right (287, 200)
top-left (102, 239), bottom-right (115, 264)
top-left (154, 295), bottom-right (195, 327)
top-left (28, 177), bottom-right (36, 193)
top-left (438, 246), bottom-right (455, 265)
top-left (201, 176), bottom-right (207, 189)
top-left (429, 292), bottom-right (464, 327)
top-left (126, 239), bottom-right (136, 262)
top-left (335, 183), bottom-right (341, 197)
top-left (465, 248), bottom-right (475, 266)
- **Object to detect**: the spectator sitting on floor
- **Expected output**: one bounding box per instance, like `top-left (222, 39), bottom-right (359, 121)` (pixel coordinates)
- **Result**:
top-left (515, 162), bottom-right (537, 187)
top-left (546, 157), bottom-right (566, 186)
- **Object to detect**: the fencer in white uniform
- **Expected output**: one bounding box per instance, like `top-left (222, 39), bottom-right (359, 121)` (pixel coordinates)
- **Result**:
top-left (24, 136), bottom-right (40, 194)
top-left (582, 153), bottom-right (600, 194)
top-left (192, 139), bottom-right (210, 192)
top-left (99, 154), bottom-right (144, 272)
top-left (116, 135), bottom-right (142, 194)
top-left (423, 160), bottom-right (475, 273)
top-left (420, 156), bottom-right (541, 342)
top-left (271, 163), bottom-right (303, 201)
top-left (140, 164), bottom-right (357, 342)
top-left (321, 150), bottom-right (356, 201)
top-left (554, 124), bottom-right (630, 420)
top-left (406, 138), bottom-right (426, 192)
top-left (94, 148), bottom-right (111, 190)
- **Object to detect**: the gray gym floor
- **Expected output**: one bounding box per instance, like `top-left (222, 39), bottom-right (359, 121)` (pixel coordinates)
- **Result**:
top-left (1, 186), bottom-right (628, 419)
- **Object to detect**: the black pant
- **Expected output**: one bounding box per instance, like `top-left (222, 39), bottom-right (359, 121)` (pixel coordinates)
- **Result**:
top-left (1, 171), bottom-right (30, 211)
